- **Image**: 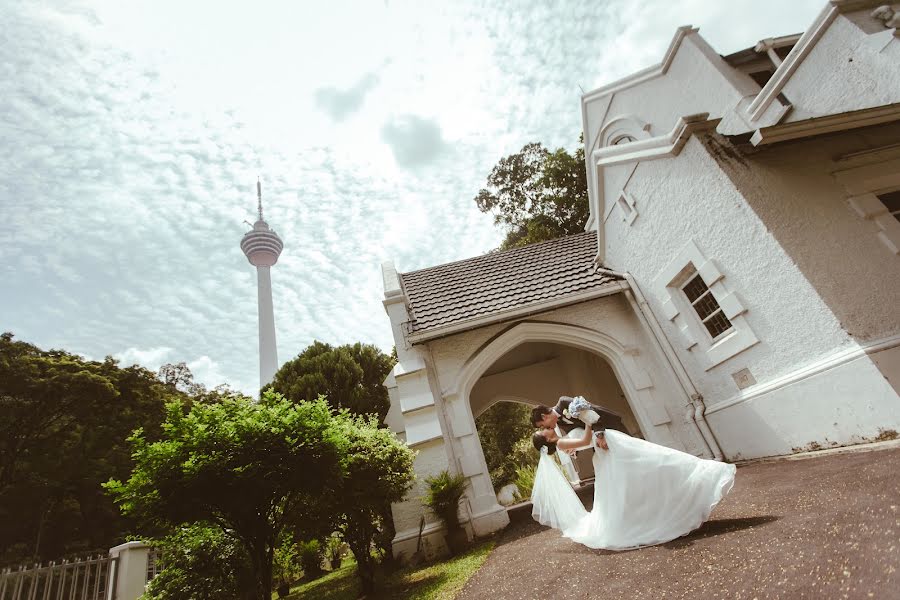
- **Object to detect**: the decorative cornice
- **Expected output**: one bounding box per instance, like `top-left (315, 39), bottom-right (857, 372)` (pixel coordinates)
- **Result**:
top-left (581, 26), bottom-right (698, 102)
top-left (592, 114), bottom-right (717, 168)
top-left (745, 4), bottom-right (839, 124)
top-left (406, 281), bottom-right (626, 345)
top-left (748, 102), bottom-right (900, 146)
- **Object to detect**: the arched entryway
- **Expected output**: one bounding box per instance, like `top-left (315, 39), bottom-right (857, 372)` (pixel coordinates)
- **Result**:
top-left (441, 320), bottom-right (705, 538)
top-left (471, 341), bottom-right (646, 487)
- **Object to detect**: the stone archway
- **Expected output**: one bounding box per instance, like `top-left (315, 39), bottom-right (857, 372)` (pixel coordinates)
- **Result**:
top-left (441, 320), bottom-right (694, 538)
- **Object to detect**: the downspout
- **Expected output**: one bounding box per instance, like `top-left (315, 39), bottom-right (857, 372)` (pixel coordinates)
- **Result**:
top-left (594, 262), bottom-right (725, 460)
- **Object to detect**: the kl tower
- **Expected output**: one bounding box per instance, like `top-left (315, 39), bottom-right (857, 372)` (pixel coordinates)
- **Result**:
top-left (240, 179), bottom-right (284, 390)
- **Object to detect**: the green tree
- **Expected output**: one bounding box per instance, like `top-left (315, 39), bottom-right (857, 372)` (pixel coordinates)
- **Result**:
top-left (140, 524), bottom-right (256, 600)
top-left (268, 341), bottom-right (394, 424)
top-left (105, 393), bottom-right (344, 600)
top-left (0, 333), bottom-right (172, 565)
top-left (475, 140), bottom-right (588, 250)
top-left (331, 414), bottom-right (416, 594)
top-left (475, 402), bottom-right (534, 490)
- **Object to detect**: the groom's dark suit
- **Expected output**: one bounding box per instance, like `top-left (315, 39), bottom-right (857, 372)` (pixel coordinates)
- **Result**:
top-left (553, 396), bottom-right (625, 435)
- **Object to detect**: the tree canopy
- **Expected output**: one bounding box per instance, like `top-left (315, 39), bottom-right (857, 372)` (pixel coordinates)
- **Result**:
top-left (106, 392), bottom-right (416, 599)
top-left (105, 394), bottom-right (343, 600)
top-left (475, 401), bottom-right (535, 489)
top-left (268, 341), bottom-right (394, 424)
top-left (0, 332), bottom-right (173, 565)
top-left (474, 141), bottom-right (589, 250)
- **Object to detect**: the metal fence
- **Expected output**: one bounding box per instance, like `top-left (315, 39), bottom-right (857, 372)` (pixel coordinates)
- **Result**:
top-left (0, 555), bottom-right (115, 600)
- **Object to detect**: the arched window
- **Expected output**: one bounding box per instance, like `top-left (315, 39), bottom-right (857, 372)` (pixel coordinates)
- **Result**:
top-left (598, 115), bottom-right (651, 149)
top-left (611, 134), bottom-right (637, 146)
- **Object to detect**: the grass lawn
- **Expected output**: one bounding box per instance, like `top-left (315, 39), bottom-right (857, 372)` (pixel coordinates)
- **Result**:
top-left (282, 541), bottom-right (494, 600)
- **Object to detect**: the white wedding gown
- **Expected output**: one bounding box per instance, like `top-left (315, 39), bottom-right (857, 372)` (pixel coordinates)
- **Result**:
top-left (531, 428), bottom-right (736, 550)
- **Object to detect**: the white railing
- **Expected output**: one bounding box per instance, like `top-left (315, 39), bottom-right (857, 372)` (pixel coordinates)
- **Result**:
top-left (0, 554), bottom-right (112, 600)
top-left (0, 543), bottom-right (159, 600)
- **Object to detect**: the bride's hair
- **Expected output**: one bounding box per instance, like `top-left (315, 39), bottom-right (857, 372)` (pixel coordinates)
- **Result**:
top-left (532, 431), bottom-right (557, 455)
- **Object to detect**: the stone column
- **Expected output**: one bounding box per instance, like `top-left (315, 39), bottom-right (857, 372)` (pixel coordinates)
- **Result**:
top-left (108, 541), bottom-right (150, 600)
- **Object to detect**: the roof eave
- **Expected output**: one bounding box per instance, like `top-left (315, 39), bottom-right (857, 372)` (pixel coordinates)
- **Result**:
top-left (405, 280), bottom-right (628, 345)
top-left (747, 102), bottom-right (900, 146)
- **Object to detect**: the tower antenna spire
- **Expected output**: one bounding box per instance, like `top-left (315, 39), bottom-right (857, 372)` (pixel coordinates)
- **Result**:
top-left (256, 177), bottom-right (264, 222)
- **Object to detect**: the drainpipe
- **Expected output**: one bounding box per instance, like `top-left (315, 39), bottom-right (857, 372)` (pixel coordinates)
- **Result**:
top-left (594, 262), bottom-right (725, 460)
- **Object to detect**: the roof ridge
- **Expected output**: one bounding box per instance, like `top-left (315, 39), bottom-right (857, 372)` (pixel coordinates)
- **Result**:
top-left (400, 230), bottom-right (596, 277)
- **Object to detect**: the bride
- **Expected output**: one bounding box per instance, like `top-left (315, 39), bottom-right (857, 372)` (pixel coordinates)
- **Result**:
top-left (530, 418), bottom-right (735, 550)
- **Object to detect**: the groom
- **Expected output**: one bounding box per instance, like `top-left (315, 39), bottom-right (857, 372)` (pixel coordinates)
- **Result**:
top-left (531, 396), bottom-right (626, 449)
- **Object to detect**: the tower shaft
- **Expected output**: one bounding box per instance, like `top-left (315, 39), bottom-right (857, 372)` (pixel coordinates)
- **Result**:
top-left (256, 265), bottom-right (279, 387)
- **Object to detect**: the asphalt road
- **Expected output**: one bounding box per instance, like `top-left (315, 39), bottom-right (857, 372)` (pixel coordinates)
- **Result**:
top-left (457, 445), bottom-right (900, 600)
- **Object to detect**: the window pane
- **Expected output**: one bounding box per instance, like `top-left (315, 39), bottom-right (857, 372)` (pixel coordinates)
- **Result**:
top-left (693, 292), bottom-right (720, 320)
top-left (682, 275), bottom-right (708, 303)
top-left (877, 190), bottom-right (900, 222)
top-left (704, 311), bottom-right (733, 339)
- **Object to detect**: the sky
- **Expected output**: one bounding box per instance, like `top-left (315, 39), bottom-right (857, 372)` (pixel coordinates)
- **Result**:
top-left (0, 0), bottom-right (824, 395)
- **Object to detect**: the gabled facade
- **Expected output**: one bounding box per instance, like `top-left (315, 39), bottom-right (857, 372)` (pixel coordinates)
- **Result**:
top-left (381, 0), bottom-right (900, 562)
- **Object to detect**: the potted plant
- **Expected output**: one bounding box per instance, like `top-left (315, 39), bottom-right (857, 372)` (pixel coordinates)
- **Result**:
top-left (423, 470), bottom-right (469, 555)
top-left (325, 534), bottom-right (344, 570)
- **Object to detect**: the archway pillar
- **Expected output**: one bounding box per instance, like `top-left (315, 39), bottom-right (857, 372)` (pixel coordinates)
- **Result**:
top-left (443, 392), bottom-right (511, 536)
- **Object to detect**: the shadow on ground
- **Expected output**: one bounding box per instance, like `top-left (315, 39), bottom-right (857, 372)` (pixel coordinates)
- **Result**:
top-left (503, 481), bottom-right (779, 553)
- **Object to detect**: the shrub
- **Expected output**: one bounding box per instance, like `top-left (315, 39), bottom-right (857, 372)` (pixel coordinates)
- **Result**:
top-left (423, 471), bottom-right (467, 531)
top-left (140, 524), bottom-right (255, 600)
top-left (513, 465), bottom-right (537, 501)
top-left (273, 536), bottom-right (303, 593)
top-left (325, 534), bottom-right (344, 570)
top-left (297, 539), bottom-right (324, 579)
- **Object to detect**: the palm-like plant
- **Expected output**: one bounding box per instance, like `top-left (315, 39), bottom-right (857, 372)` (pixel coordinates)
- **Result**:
top-left (423, 470), bottom-right (467, 532)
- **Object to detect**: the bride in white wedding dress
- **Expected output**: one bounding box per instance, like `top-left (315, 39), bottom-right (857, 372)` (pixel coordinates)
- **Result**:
top-left (530, 420), bottom-right (736, 551)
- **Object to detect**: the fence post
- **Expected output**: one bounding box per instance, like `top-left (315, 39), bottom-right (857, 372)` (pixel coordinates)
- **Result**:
top-left (107, 542), bottom-right (150, 600)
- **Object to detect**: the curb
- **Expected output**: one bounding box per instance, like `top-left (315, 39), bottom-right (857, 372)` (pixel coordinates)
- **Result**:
top-left (734, 438), bottom-right (900, 467)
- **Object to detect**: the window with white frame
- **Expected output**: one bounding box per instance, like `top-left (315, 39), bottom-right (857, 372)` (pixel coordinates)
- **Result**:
top-left (877, 190), bottom-right (900, 223)
top-left (654, 240), bottom-right (759, 370)
top-left (681, 273), bottom-right (733, 340)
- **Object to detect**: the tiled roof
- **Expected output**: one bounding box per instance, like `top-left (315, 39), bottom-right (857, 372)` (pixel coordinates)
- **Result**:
top-left (400, 230), bottom-right (620, 335)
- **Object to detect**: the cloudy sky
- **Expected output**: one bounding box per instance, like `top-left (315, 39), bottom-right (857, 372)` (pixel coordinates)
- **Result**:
top-left (1, 0), bottom-right (823, 394)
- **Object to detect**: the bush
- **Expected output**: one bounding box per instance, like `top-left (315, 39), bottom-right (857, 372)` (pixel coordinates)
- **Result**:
top-left (140, 524), bottom-right (255, 600)
top-left (475, 403), bottom-right (533, 489)
top-left (423, 471), bottom-right (467, 531)
top-left (513, 465), bottom-right (537, 501)
top-left (489, 433), bottom-right (541, 491)
top-left (297, 539), bottom-right (324, 579)
top-left (325, 534), bottom-right (344, 569)
top-left (273, 536), bottom-right (303, 593)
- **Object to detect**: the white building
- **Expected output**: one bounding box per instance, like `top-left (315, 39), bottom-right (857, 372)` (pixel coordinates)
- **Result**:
top-left (381, 0), bottom-right (900, 561)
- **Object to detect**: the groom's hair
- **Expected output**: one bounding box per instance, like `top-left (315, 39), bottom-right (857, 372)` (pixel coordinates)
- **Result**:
top-left (530, 405), bottom-right (552, 427)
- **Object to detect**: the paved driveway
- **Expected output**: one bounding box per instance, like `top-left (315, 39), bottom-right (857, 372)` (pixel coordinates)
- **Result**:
top-left (457, 445), bottom-right (900, 600)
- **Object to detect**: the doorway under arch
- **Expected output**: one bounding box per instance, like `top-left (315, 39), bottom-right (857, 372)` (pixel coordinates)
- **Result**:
top-left (471, 341), bottom-right (646, 489)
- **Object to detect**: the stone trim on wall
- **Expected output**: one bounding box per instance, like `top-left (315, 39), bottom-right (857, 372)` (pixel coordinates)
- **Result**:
top-left (654, 239), bottom-right (759, 370)
top-left (833, 149), bottom-right (900, 255)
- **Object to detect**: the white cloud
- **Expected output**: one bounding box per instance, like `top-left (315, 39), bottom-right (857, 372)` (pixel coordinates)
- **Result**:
top-left (381, 115), bottom-right (449, 169)
top-left (0, 0), bottom-right (825, 396)
top-left (315, 73), bottom-right (381, 121)
top-left (114, 346), bottom-right (173, 370)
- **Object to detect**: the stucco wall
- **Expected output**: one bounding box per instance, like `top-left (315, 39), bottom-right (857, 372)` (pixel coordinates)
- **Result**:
top-left (782, 13), bottom-right (900, 122)
top-left (701, 121), bottom-right (900, 344)
top-left (602, 136), bottom-right (852, 404)
top-left (583, 33), bottom-right (756, 153)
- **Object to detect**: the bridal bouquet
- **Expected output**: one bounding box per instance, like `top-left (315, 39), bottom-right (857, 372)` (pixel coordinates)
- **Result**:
top-left (566, 396), bottom-right (600, 425)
